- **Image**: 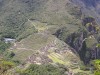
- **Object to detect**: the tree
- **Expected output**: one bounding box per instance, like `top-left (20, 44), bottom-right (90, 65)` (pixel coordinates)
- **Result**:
top-left (93, 60), bottom-right (100, 75)
top-left (0, 41), bottom-right (11, 54)
top-left (0, 59), bottom-right (15, 75)
top-left (19, 64), bottom-right (66, 75)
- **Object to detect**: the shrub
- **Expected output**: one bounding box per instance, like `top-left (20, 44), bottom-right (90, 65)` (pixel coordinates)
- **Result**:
top-left (19, 64), bottom-right (66, 75)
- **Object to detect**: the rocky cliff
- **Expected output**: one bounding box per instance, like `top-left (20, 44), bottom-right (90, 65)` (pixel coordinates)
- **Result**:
top-left (54, 16), bottom-right (100, 64)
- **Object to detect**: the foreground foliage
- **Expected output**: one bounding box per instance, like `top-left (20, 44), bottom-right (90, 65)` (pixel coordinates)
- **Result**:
top-left (0, 41), bottom-right (11, 54)
top-left (0, 59), bottom-right (15, 75)
top-left (18, 64), bottom-right (67, 75)
top-left (93, 60), bottom-right (100, 75)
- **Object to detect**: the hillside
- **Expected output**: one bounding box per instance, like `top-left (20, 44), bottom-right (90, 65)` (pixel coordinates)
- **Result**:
top-left (7, 20), bottom-right (83, 74)
top-left (72, 0), bottom-right (100, 24)
top-left (0, 0), bottom-right (99, 39)
top-left (0, 0), bottom-right (81, 39)
top-left (0, 0), bottom-right (100, 75)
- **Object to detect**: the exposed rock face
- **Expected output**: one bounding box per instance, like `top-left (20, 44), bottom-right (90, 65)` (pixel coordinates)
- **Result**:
top-left (91, 46), bottom-right (100, 59)
top-left (54, 17), bottom-right (100, 64)
top-left (65, 32), bottom-right (89, 63)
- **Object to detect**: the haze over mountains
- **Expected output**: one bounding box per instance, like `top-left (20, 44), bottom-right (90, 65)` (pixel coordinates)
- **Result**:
top-left (72, 0), bottom-right (100, 23)
top-left (0, 0), bottom-right (100, 75)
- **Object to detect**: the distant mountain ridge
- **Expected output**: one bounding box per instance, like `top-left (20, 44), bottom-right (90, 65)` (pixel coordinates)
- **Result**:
top-left (71, 0), bottom-right (100, 24)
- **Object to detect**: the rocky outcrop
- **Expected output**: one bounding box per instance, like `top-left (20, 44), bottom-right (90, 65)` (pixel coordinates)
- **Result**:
top-left (54, 17), bottom-right (100, 64)
top-left (66, 32), bottom-right (89, 63)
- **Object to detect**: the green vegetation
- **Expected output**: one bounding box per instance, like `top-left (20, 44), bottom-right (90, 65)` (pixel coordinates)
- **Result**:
top-left (96, 44), bottom-right (100, 48)
top-left (0, 0), bottom-right (99, 75)
top-left (18, 64), bottom-right (66, 75)
top-left (4, 51), bottom-right (15, 59)
top-left (48, 53), bottom-right (66, 65)
top-left (0, 59), bottom-right (15, 75)
top-left (86, 36), bottom-right (97, 48)
top-left (74, 72), bottom-right (89, 75)
top-left (0, 41), bottom-right (11, 54)
top-left (0, 0), bottom-right (82, 41)
top-left (93, 60), bottom-right (100, 75)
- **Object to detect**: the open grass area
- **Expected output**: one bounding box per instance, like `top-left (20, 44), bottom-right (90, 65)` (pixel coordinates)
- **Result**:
top-left (86, 36), bottom-right (97, 48)
top-left (48, 53), bottom-right (66, 65)
top-left (30, 20), bottom-right (48, 32)
top-left (48, 52), bottom-right (74, 66)
top-left (12, 49), bottom-right (34, 61)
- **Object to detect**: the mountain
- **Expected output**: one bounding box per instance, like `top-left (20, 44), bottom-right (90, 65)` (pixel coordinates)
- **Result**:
top-left (0, 0), bottom-right (100, 75)
top-left (0, 0), bottom-right (99, 39)
top-left (72, 0), bottom-right (100, 24)
top-left (0, 0), bottom-right (81, 39)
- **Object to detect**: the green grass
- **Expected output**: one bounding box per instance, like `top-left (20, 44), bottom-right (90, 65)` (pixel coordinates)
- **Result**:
top-left (48, 52), bottom-right (73, 66)
top-left (12, 49), bottom-right (33, 61)
top-left (48, 53), bottom-right (66, 65)
top-left (0, 0), bottom-right (82, 40)
top-left (86, 36), bottom-right (97, 48)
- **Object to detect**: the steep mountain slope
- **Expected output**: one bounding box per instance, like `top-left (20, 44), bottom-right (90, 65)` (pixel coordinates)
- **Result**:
top-left (72, 0), bottom-right (100, 24)
top-left (0, 0), bottom-right (100, 75)
top-left (0, 0), bottom-right (99, 39)
top-left (0, 0), bottom-right (81, 39)
top-left (7, 20), bottom-right (83, 74)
